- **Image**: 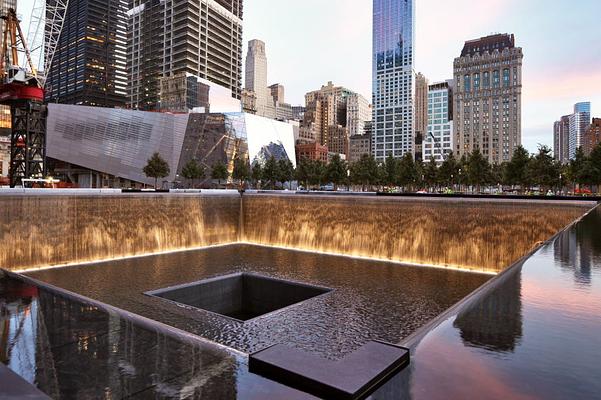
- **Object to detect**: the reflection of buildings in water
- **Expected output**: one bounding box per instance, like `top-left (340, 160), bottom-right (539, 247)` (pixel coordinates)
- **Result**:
top-left (453, 268), bottom-right (523, 353)
top-left (553, 218), bottom-right (599, 285)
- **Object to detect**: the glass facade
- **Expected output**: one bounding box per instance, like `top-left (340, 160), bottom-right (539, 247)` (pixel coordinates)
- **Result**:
top-left (46, 105), bottom-right (296, 187)
top-left (372, 0), bottom-right (414, 161)
top-left (424, 83), bottom-right (453, 164)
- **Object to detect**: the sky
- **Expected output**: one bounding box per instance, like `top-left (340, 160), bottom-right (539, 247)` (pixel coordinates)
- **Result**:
top-left (242, 0), bottom-right (601, 153)
top-left (16, 0), bottom-right (601, 152)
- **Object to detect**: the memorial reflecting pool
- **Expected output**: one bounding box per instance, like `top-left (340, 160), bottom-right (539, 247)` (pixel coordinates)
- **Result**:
top-left (1, 192), bottom-right (599, 399)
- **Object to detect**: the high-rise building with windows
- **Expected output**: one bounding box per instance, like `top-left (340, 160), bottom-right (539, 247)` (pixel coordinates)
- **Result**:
top-left (45, 0), bottom-right (128, 107)
top-left (245, 39), bottom-right (275, 118)
top-left (372, 0), bottom-right (415, 162)
top-left (424, 81), bottom-right (454, 164)
top-left (128, 0), bottom-right (243, 110)
top-left (568, 102), bottom-right (591, 159)
top-left (453, 34), bottom-right (523, 164)
top-left (554, 115), bottom-right (570, 163)
top-left (583, 118), bottom-right (601, 156)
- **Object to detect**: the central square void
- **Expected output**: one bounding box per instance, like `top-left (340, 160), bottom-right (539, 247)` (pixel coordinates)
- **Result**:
top-left (146, 273), bottom-right (332, 322)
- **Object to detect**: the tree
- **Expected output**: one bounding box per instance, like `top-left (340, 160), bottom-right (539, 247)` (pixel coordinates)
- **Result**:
top-left (232, 155), bottom-right (250, 188)
top-left (438, 152), bottom-right (459, 188)
top-left (295, 159), bottom-right (311, 189)
top-left (588, 143), bottom-right (601, 193)
top-left (262, 156), bottom-right (279, 189)
top-left (327, 154), bottom-right (348, 190)
top-left (528, 145), bottom-right (559, 192)
top-left (504, 145), bottom-right (531, 191)
top-left (423, 156), bottom-right (438, 191)
top-left (180, 159), bottom-right (205, 188)
top-left (467, 149), bottom-right (490, 193)
top-left (350, 154), bottom-right (378, 191)
top-left (277, 158), bottom-right (295, 189)
top-left (143, 152), bottom-right (170, 189)
top-left (308, 160), bottom-right (327, 188)
top-left (211, 161), bottom-right (229, 188)
top-left (397, 153), bottom-right (418, 191)
top-left (251, 163), bottom-right (263, 189)
top-left (383, 154), bottom-right (398, 187)
top-left (569, 147), bottom-right (588, 190)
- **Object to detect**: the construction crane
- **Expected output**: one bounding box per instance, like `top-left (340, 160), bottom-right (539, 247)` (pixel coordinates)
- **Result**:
top-left (0, 1), bottom-right (68, 187)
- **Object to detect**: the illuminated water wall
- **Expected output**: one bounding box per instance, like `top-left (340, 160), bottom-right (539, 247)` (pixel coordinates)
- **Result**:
top-left (0, 194), bottom-right (240, 271)
top-left (0, 193), bottom-right (592, 273)
top-left (242, 195), bottom-right (591, 273)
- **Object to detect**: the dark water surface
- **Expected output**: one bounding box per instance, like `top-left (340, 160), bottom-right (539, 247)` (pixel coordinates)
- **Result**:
top-left (25, 245), bottom-right (490, 359)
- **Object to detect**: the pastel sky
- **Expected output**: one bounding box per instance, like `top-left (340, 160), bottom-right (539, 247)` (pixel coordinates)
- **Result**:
top-left (243, 0), bottom-right (601, 152)
top-left (17, 0), bottom-right (601, 152)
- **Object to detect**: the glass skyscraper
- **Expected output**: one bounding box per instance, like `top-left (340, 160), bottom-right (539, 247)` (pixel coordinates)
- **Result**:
top-left (372, 0), bottom-right (415, 161)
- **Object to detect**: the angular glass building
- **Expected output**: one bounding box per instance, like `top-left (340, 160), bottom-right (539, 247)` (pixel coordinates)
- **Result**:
top-left (46, 105), bottom-right (296, 188)
top-left (372, 0), bottom-right (415, 162)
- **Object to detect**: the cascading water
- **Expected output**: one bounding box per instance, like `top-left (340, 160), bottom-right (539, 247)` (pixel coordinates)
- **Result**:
top-left (0, 192), bottom-right (592, 274)
top-left (241, 194), bottom-right (591, 273)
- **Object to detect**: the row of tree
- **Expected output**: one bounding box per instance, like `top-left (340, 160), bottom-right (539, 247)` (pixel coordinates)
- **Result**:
top-left (143, 142), bottom-right (601, 193)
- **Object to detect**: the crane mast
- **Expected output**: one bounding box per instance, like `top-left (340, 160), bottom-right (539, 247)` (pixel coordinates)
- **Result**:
top-left (0, 1), bottom-right (68, 187)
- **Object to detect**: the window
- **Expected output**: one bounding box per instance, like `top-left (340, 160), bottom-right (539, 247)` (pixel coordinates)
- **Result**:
top-left (492, 70), bottom-right (500, 88)
top-left (503, 68), bottom-right (510, 87)
top-left (464, 74), bottom-right (471, 92)
top-left (483, 71), bottom-right (490, 88)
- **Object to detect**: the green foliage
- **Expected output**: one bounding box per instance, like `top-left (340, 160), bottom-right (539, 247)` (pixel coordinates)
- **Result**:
top-left (251, 163), bottom-right (263, 188)
top-left (295, 159), bottom-right (311, 189)
top-left (232, 155), bottom-right (250, 185)
top-left (423, 156), bottom-right (438, 189)
top-left (308, 160), bottom-right (327, 187)
top-left (180, 159), bottom-right (205, 188)
top-left (262, 156), bottom-right (279, 189)
top-left (504, 145), bottom-right (531, 189)
top-left (277, 158), bottom-right (295, 189)
top-left (383, 154), bottom-right (398, 186)
top-left (437, 152), bottom-right (459, 187)
top-left (143, 152), bottom-right (170, 188)
top-left (327, 154), bottom-right (348, 189)
top-left (528, 145), bottom-right (559, 190)
top-left (350, 154), bottom-right (379, 190)
top-left (211, 161), bottom-right (229, 187)
top-left (467, 149), bottom-right (490, 190)
top-left (397, 153), bottom-right (418, 189)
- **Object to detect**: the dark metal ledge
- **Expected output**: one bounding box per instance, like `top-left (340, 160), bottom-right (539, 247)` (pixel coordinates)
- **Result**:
top-left (0, 363), bottom-right (50, 400)
top-left (249, 340), bottom-right (410, 400)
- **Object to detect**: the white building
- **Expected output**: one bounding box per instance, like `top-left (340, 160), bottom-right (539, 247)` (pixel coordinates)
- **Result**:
top-left (245, 39), bottom-right (275, 119)
top-left (347, 93), bottom-right (372, 137)
top-left (424, 81), bottom-right (454, 164)
top-left (0, 135), bottom-right (9, 178)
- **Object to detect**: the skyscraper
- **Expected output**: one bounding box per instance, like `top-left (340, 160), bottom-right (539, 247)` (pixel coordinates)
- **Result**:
top-left (245, 39), bottom-right (275, 118)
top-left (569, 102), bottom-right (591, 159)
top-left (554, 115), bottom-right (570, 163)
top-left (372, 0), bottom-right (415, 162)
top-left (454, 34), bottom-right (523, 164)
top-left (424, 81), bottom-right (454, 164)
top-left (45, 0), bottom-right (128, 107)
top-left (128, 0), bottom-right (243, 110)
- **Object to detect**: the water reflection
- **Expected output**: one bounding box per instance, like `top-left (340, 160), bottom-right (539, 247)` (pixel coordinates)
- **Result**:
top-left (453, 268), bottom-right (523, 353)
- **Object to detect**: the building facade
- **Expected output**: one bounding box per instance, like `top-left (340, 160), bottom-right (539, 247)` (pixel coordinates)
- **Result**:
top-left (302, 82), bottom-right (370, 158)
top-left (415, 73), bottom-right (428, 139)
top-left (583, 118), bottom-right (601, 156)
top-left (424, 81), bottom-right (454, 164)
top-left (127, 0), bottom-right (243, 110)
top-left (245, 39), bottom-right (275, 118)
top-left (0, 135), bottom-right (9, 179)
top-left (46, 105), bottom-right (296, 188)
top-left (568, 102), bottom-right (591, 159)
top-left (45, 0), bottom-right (128, 107)
top-left (159, 73), bottom-right (241, 113)
top-left (554, 115), bottom-right (570, 163)
top-left (372, 0), bottom-right (415, 162)
top-left (453, 34), bottom-right (523, 164)
top-left (296, 142), bottom-right (328, 163)
top-left (349, 133), bottom-right (373, 163)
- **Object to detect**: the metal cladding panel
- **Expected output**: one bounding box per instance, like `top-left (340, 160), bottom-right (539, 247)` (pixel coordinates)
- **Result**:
top-left (47, 104), bottom-right (189, 184)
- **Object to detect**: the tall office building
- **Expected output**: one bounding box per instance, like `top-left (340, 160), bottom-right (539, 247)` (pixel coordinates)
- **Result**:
top-left (414, 72), bottom-right (428, 161)
top-left (128, 0), bottom-right (243, 110)
top-left (0, 1), bottom-right (14, 133)
top-left (454, 34), bottom-right (523, 164)
top-left (568, 102), bottom-right (591, 159)
top-left (302, 82), bottom-right (370, 157)
top-left (372, 0), bottom-right (415, 162)
top-left (554, 115), bottom-right (570, 163)
top-left (583, 118), bottom-right (601, 156)
top-left (245, 39), bottom-right (275, 118)
top-left (45, 0), bottom-right (128, 107)
top-left (424, 81), bottom-right (454, 164)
